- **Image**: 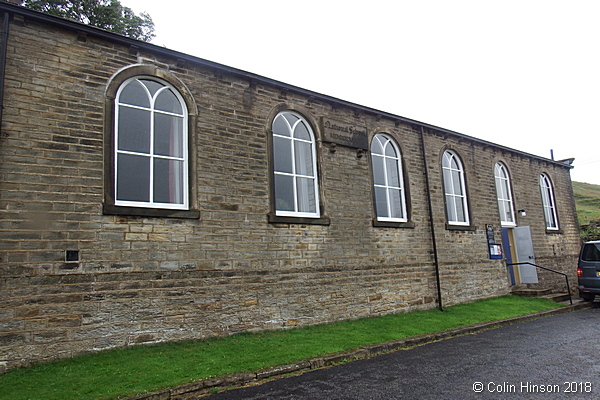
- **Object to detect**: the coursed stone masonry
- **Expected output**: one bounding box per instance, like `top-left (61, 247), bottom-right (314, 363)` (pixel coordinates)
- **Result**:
top-left (0, 4), bottom-right (580, 372)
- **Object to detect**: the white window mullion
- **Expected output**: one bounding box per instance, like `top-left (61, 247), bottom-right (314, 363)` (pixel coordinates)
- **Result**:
top-left (370, 134), bottom-right (407, 223)
top-left (540, 174), bottom-right (559, 230)
top-left (289, 130), bottom-right (299, 213)
top-left (272, 111), bottom-right (320, 218)
top-left (382, 151), bottom-right (391, 219)
top-left (149, 108), bottom-right (155, 206)
top-left (114, 77), bottom-right (188, 210)
top-left (443, 151), bottom-right (469, 225)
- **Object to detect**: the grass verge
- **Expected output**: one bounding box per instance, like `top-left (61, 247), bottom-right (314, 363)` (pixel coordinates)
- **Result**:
top-left (0, 295), bottom-right (562, 400)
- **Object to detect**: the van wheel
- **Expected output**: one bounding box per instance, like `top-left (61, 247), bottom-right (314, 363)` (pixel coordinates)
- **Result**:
top-left (581, 293), bottom-right (595, 302)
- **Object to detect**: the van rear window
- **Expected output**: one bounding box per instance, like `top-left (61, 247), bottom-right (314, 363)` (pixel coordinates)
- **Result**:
top-left (582, 243), bottom-right (600, 261)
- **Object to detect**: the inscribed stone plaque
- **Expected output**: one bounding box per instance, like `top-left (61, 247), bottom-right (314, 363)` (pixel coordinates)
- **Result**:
top-left (320, 117), bottom-right (368, 150)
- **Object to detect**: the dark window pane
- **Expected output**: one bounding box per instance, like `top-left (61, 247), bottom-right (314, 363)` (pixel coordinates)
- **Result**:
top-left (154, 158), bottom-right (184, 204)
top-left (273, 136), bottom-right (293, 173)
top-left (372, 155), bottom-right (385, 186)
top-left (443, 168), bottom-right (453, 195)
top-left (119, 80), bottom-right (150, 108)
top-left (545, 207), bottom-right (556, 227)
top-left (384, 141), bottom-right (397, 157)
top-left (140, 79), bottom-right (163, 97)
top-left (118, 106), bottom-right (151, 153)
top-left (450, 156), bottom-right (460, 170)
top-left (273, 115), bottom-right (291, 137)
top-left (374, 186), bottom-right (388, 218)
top-left (296, 177), bottom-right (316, 213)
top-left (371, 136), bottom-right (383, 155)
top-left (154, 113), bottom-right (184, 157)
top-left (155, 88), bottom-right (183, 114)
top-left (283, 113), bottom-right (299, 126)
top-left (116, 153), bottom-right (150, 202)
top-left (455, 197), bottom-right (466, 222)
top-left (295, 141), bottom-right (313, 176)
top-left (446, 195), bottom-right (457, 222)
top-left (389, 189), bottom-right (404, 219)
top-left (386, 157), bottom-right (400, 187)
top-left (275, 174), bottom-right (295, 212)
top-left (294, 121), bottom-right (311, 140)
top-left (452, 170), bottom-right (463, 195)
top-left (582, 243), bottom-right (600, 261)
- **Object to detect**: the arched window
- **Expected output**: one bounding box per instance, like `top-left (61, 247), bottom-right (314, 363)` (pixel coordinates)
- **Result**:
top-left (271, 111), bottom-right (320, 218)
top-left (494, 162), bottom-right (515, 226)
top-left (442, 150), bottom-right (469, 225)
top-left (539, 173), bottom-right (559, 230)
top-left (114, 77), bottom-right (188, 209)
top-left (370, 134), bottom-right (407, 222)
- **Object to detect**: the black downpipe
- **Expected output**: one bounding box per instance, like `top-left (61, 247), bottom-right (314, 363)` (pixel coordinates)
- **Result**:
top-left (420, 127), bottom-right (443, 311)
top-left (0, 12), bottom-right (9, 131)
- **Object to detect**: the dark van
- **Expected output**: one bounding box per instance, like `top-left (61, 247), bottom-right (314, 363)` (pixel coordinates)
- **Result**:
top-left (577, 241), bottom-right (600, 301)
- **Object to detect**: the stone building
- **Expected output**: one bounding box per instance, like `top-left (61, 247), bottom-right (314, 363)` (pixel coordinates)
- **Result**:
top-left (0, 2), bottom-right (580, 371)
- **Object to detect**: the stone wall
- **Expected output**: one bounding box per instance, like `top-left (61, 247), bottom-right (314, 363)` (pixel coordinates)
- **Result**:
top-left (0, 8), bottom-right (580, 372)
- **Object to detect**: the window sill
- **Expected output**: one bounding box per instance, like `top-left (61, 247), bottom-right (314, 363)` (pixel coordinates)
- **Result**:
top-left (103, 204), bottom-right (200, 219)
top-left (545, 228), bottom-right (563, 234)
top-left (445, 223), bottom-right (477, 231)
top-left (268, 213), bottom-right (331, 225)
top-left (372, 220), bottom-right (415, 229)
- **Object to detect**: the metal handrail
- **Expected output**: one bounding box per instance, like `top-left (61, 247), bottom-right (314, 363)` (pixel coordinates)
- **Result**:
top-left (507, 262), bottom-right (573, 305)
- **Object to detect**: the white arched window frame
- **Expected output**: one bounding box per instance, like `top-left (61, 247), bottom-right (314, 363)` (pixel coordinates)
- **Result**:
top-left (539, 173), bottom-right (559, 230)
top-left (370, 134), bottom-right (407, 222)
top-left (494, 162), bottom-right (516, 226)
top-left (272, 111), bottom-right (320, 218)
top-left (114, 77), bottom-right (189, 210)
top-left (442, 150), bottom-right (469, 225)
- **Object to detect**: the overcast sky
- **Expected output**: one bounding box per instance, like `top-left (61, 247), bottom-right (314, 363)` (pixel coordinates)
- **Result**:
top-left (121, 0), bottom-right (600, 185)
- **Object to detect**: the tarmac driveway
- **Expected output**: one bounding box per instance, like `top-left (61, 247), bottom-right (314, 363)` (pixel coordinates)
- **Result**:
top-left (203, 303), bottom-right (600, 399)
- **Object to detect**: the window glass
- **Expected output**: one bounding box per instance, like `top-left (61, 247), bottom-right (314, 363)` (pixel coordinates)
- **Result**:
top-left (153, 158), bottom-right (184, 204)
top-left (539, 174), bottom-right (559, 230)
top-left (386, 158), bottom-right (400, 187)
top-left (372, 156), bottom-right (385, 186)
top-left (119, 80), bottom-right (150, 107)
top-left (155, 88), bottom-right (183, 114)
top-left (494, 163), bottom-right (515, 226)
top-left (141, 79), bottom-right (163, 97)
top-left (115, 77), bottom-right (188, 210)
top-left (154, 113), bottom-right (184, 157)
top-left (116, 153), bottom-right (150, 202)
top-left (442, 150), bottom-right (469, 225)
top-left (272, 111), bottom-right (320, 218)
top-left (582, 243), bottom-right (600, 261)
top-left (117, 107), bottom-right (151, 153)
top-left (374, 187), bottom-right (387, 218)
top-left (272, 116), bottom-right (290, 137)
top-left (274, 174), bottom-right (295, 212)
top-left (294, 121), bottom-right (311, 141)
top-left (370, 134), bottom-right (407, 222)
top-left (294, 141), bottom-right (314, 176)
top-left (273, 136), bottom-right (293, 173)
top-left (389, 189), bottom-right (404, 219)
top-left (283, 112), bottom-right (299, 126)
top-left (297, 177), bottom-right (317, 213)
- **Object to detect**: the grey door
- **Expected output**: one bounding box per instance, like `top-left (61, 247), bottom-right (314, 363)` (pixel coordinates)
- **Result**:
top-left (514, 225), bottom-right (538, 283)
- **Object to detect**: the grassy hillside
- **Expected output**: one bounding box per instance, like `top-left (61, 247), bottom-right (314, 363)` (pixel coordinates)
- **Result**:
top-left (572, 181), bottom-right (600, 241)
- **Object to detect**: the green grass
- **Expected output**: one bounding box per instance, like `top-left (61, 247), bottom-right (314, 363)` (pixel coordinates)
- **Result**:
top-left (0, 295), bottom-right (561, 400)
top-left (573, 181), bottom-right (600, 241)
top-left (573, 181), bottom-right (600, 224)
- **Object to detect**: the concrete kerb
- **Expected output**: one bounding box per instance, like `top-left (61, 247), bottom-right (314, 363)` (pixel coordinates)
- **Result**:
top-left (127, 301), bottom-right (592, 400)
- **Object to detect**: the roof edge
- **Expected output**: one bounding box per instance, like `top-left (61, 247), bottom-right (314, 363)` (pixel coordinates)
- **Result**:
top-left (0, 2), bottom-right (573, 169)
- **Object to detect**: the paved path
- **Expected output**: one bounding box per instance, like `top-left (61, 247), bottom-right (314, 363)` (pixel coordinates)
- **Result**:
top-left (203, 304), bottom-right (600, 399)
